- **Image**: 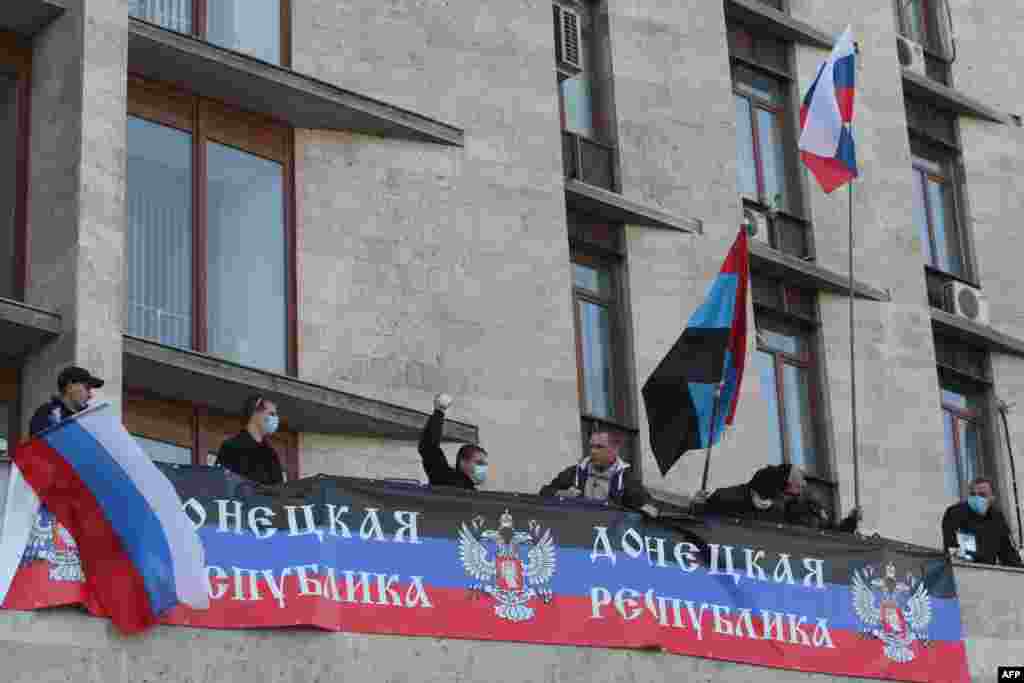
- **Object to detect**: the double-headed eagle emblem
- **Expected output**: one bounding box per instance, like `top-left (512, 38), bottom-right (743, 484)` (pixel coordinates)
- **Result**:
top-left (851, 562), bottom-right (932, 663)
top-left (458, 510), bottom-right (556, 622)
top-left (21, 507), bottom-right (84, 583)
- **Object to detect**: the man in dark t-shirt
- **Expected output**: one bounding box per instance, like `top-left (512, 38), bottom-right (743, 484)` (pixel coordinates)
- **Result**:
top-left (215, 395), bottom-right (285, 486)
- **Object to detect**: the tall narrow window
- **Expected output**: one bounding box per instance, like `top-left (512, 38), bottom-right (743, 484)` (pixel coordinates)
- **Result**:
top-left (752, 276), bottom-right (833, 510)
top-left (0, 33), bottom-right (30, 302)
top-left (569, 215), bottom-right (637, 462)
top-left (733, 65), bottom-right (789, 211)
top-left (127, 78), bottom-right (294, 375)
top-left (130, 0), bottom-right (289, 66)
top-left (554, 1), bottom-right (616, 191)
top-left (934, 336), bottom-right (991, 501)
top-left (906, 98), bottom-right (970, 283)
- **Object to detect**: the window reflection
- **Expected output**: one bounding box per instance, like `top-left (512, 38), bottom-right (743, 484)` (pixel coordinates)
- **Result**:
top-left (754, 349), bottom-right (784, 466)
top-left (757, 108), bottom-right (786, 209)
top-left (782, 363), bottom-right (815, 470)
top-left (206, 141), bottom-right (287, 373)
top-left (134, 434), bottom-right (192, 465)
top-left (573, 263), bottom-right (611, 296)
top-left (130, 0), bottom-right (193, 33)
top-left (579, 300), bottom-right (613, 419)
top-left (735, 96), bottom-right (757, 199)
top-left (126, 116), bottom-right (194, 349)
top-left (207, 0), bottom-right (282, 65)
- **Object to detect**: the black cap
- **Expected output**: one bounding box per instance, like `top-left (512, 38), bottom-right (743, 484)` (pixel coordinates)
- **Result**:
top-left (57, 366), bottom-right (104, 391)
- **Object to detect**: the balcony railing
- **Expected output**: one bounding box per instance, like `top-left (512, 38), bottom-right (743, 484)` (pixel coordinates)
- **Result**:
top-left (562, 131), bottom-right (616, 192)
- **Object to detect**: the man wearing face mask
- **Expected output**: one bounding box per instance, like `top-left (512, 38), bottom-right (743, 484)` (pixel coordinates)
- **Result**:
top-left (214, 395), bottom-right (285, 486)
top-left (701, 464), bottom-right (860, 532)
top-left (418, 393), bottom-right (488, 489)
top-left (29, 366), bottom-right (104, 437)
top-left (539, 430), bottom-right (657, 515)
top-left (942, 477), bottom-right (1022, 566)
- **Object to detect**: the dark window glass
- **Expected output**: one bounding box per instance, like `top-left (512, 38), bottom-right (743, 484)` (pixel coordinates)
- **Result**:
top-left (935, 335), bottom-right (988, 381)
top-left (127, 116), bottom-right (194, 349)
top-left (905, 99), bottom-right (957, 147)
top-left (0, 73), bottom-right (17, 300)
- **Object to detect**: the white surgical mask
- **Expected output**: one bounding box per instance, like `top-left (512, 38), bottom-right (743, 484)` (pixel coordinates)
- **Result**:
top-left (471, 463), bottom-right (489, 485)
top-left (263, 414), bottom-right (280, 435)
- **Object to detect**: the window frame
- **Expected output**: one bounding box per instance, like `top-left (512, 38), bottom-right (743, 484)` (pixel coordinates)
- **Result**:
top-left (0, 31), bottom-right (31, 302)
top-left (895, 0), bottom-right (950, 59)
top-left (569, 220), bottom-right (639, 465)
top-left (127, 75), bottom-right (298, 376)
top-left (937, 370), bottom-right (992, 501)
top-left (728, 23), bottom-right (805, 221)
top-left (132, 0), bottom-right (292, 68)
top-left (909, 136), bottom-right (974, 283)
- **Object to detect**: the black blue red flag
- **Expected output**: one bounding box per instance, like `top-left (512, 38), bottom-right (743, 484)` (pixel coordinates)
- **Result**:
top-left (642, 227), bottom-right (749, 476)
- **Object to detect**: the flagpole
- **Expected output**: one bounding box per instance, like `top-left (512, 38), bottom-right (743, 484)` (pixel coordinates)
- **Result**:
top-left (848, 160), bottom-right (861, 513)
top-left (700, 384), bottom-right (722, 492)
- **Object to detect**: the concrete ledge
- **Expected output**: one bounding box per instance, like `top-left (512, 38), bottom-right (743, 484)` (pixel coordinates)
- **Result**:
top-left (127, 19), bottom-right (464, 146)
top-left (0, 0), bottom-right (65, 38)
top-left (952, 558), bottom-right (1024, 576)
top-left (724, 0), bottom-right (833, 49)
top-left (931, 307), bottom-right (1024, 359)
top-left (902, 69), bottom-right (1010, 125)
top-left (0, 297), bottom-right (62, 361)
top-left (122, 335), bottom-right (479, 443)
top-left (565, 180), bottom-right (702, 233)
top-left (749, 242), bottom-right (891, 302)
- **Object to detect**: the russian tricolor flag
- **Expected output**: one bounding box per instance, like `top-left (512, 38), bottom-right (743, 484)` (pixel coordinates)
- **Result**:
top-left (642, 227), bottom-right (749, 476)
top-left (799, 26), bottom-right (858, 194)
top-left (8, 404), bottom-right (208, 633)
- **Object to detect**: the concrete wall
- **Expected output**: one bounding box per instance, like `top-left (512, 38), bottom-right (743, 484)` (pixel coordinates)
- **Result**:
top-left (20, 0), bottom-right (128, 431)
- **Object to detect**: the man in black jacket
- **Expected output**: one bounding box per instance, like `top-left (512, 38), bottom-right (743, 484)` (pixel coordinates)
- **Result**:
top-left (701, 464), bottom-right (860, 532)
top-left (942, 476), bottom-right (1022, 566)
top-left (215, 395), bottom-right (285, 486)
top-left (418, 393), bottom-right (488, 489)
top-left (540, 430), bottom-right (657, 515)
top-left (29, 366), bottom-right (104, 437)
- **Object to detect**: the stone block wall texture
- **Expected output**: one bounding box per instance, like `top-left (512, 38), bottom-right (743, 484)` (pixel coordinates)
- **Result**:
top-left (1, 0), bottom-right (1023, 680)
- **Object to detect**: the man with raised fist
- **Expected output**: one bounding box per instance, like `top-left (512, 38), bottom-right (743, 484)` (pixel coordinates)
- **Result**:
top-left (418, 393), bottom-right (489, 490)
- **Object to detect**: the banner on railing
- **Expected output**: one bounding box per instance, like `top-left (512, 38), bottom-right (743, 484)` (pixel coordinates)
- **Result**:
top-left (1, 466), bottom-right (968, 682)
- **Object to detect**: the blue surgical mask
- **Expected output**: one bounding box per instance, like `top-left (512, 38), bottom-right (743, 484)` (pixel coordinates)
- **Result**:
top-left (471, 463), bottom-right (488, 485)
top-left (967, 495), bottom-right (990, 516)
top-left (263, 414), bottom-right (280, 435)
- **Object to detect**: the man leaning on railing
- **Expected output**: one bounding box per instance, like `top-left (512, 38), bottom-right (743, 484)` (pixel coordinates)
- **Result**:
top-left (942, 476), bottom-right (1022, 567)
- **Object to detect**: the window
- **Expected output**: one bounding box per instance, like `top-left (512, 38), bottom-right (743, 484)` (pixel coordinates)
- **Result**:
top-left (906, 98), bottom-right (970, 281)
top-left (554, 1), bottom-right (616, 191)
top-left (896, 0), bottom-right (949, 53)
top-left (569, 214), bottom-right (637, 462)
top-left (728, 23), bottom-right (802, 225)
top-left (0, 32), bottom-right (30, 301)
top-left (126, 77), bottom-right (295, 375)
top-left (124, 391), bottom-right (298, 478)
top-left (935, 336), bottom-right (991, 501)
top-left (752, 276), bottom-right (832, 510)
top-left (129, 0), bottom-right (290, 66)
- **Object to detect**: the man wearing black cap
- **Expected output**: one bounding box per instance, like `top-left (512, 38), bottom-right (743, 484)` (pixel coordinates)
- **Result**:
top-left (214, 395), bottom-right (285, 486)
top-left (29, 366), bottom-right (105, 437)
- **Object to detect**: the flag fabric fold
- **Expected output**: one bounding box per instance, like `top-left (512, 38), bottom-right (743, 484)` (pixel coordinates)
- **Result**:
top-left (799, 26), bottom-right (857, 194)
top-left (642, 227), bottom-right (750, 476)
top-left (12, 404), bottom-right (208, 633)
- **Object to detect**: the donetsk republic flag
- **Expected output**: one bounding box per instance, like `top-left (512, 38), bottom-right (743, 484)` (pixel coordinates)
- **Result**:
top-left (642, 227), bottom-right (750, 476)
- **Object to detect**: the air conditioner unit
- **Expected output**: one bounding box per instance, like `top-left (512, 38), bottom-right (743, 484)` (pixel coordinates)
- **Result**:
top-left (945, 281), bottom-right (989, 325)
top-left (554, 5), bottom-right (583, 72)
top-left (896, 35), bottom-right (926, 75)
top-left (743, 208), bottom-right (771, 246)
